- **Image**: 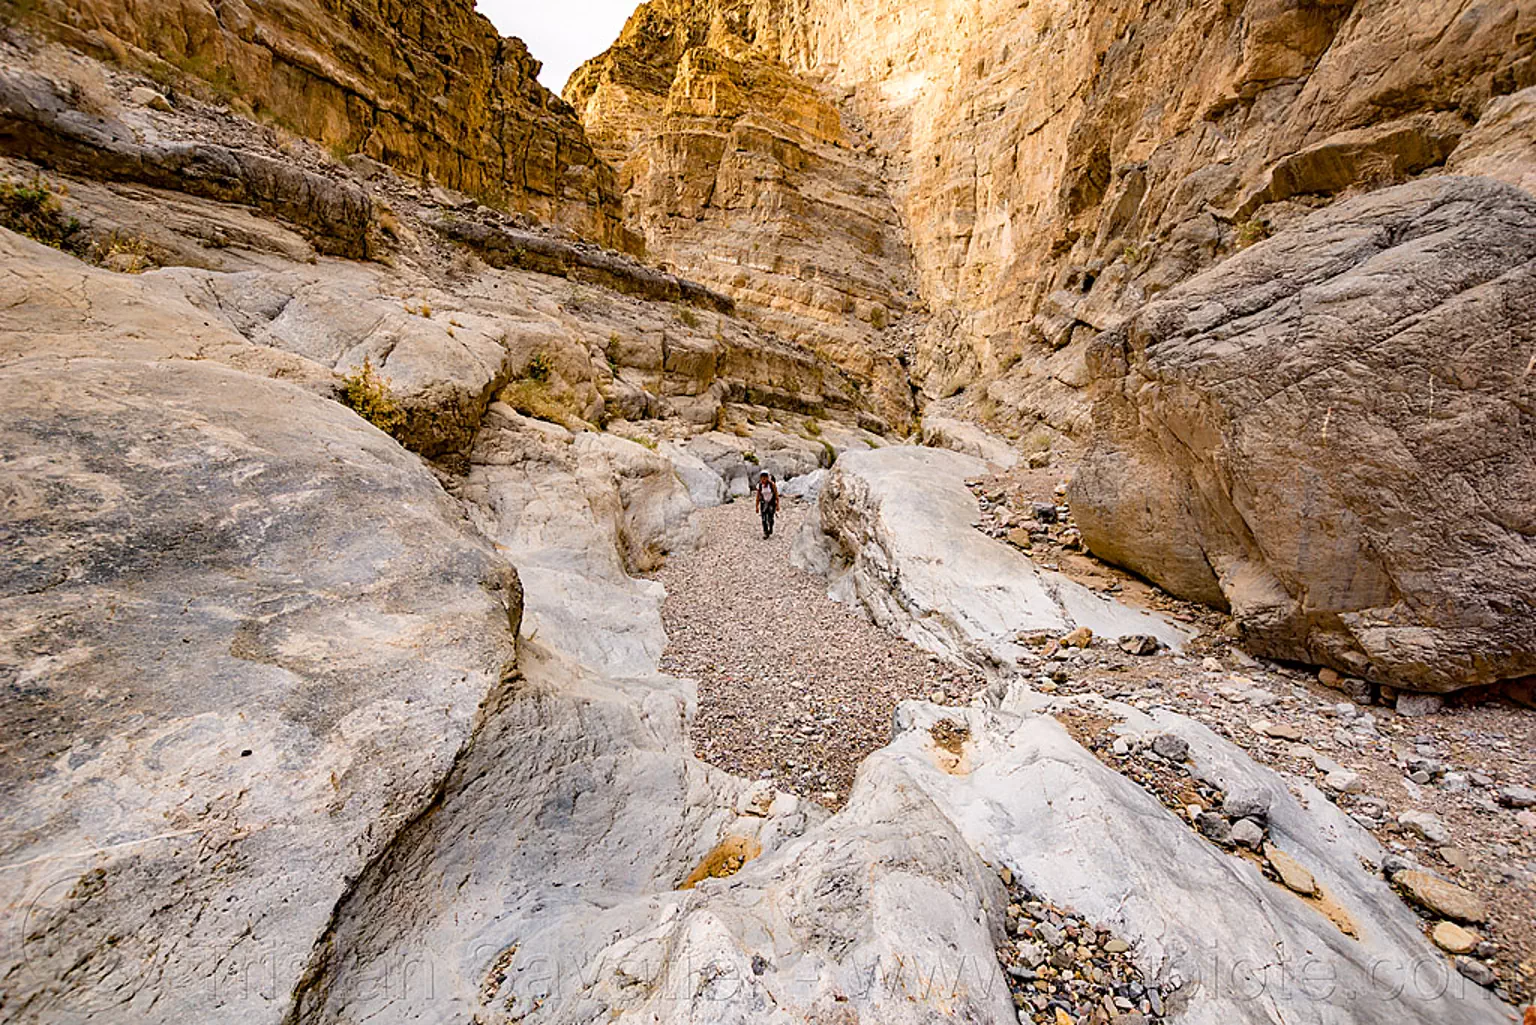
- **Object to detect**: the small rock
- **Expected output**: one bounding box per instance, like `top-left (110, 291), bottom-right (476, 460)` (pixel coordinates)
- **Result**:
top-left (1398, 810), bottom-right (1451, 846)
top-left (1395, 693), bottom-right (1444, 717)
top-left (1431, 921), bottom-right (1481, 954)
top-left (128, 85), bottom-right (174, 112)
top-left (1318, 667), bottom-right (1341, 687)
top-left (1231, 818), bottom-right (1265, 850)
top-left (1497, 785), bottom-right (1536, 809)
top-left (1016, 941), bottom-right (1047, 968)
top-left (1036, 922), bottom-right (1064, 948)
top-left (1264, 843), bottom-right (1318, 896)
top-left (1454, 957), bottom-right (1496, 988)
top-left (1380, 854), bottom-right (1417, 879)
top-left (1222, 789), bottom-right (1271, 822)
top-left (1439, 847), bottom-right (1472, 871)
top-left (1196, 812), bottom-right (1233, 846)
top-left (1516, 810), bottom-right (1536, 831)
top-left (1117, 634), bottom-right (1159, 656)
top-left (1408, 770), bottom-right (1432, 785)
top-left (1031, 501), bottom-right (1059, 524)
top-left (1102, 937), bottom-right (1129, 954)
top-left (1250, 720), bottom-right (1303, 741)
top-left (1151, 733), bottom-right (1189, 762)
top-left (1322, 769), bottom-right (1362, 795)
top-left (1394, 870), bottom-right (1487, 922)
top-left (1229, 648), bottom-right (1260, 669)
top-left (1061, 627), bottom-right (1093, 649)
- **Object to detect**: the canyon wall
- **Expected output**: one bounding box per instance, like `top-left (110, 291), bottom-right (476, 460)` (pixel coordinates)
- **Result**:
top-left (567, 3), bottom-right (922, 427)
top-left (571, 0), bottom-right (1536, 430)
top-left (6, 0), bottom-right (637, 250)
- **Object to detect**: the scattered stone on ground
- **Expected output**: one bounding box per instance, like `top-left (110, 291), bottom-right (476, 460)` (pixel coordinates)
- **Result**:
top-left (659, 499), bottom-right (984, 807)
top-left (993, 867), bottom-right (1172, 1024)
top-left (964, 463), bottom-right (1536, 1005)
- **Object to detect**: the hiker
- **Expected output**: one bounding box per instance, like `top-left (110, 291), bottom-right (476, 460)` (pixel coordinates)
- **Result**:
top-left (754, 470), bottom-right (779, 539)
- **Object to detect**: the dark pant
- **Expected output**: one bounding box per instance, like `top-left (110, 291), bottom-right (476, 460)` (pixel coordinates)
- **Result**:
top-left (760, 502), bottom-right (777, 538)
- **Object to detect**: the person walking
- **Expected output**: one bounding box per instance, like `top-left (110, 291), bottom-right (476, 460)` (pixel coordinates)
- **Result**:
top-left (754, 470), bottom-right (779, 539)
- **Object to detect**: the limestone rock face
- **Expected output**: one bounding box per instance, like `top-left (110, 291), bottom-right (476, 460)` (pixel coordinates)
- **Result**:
top-left (566, 3), bottom-right (921, 427)
top-left (1070, 177), bottom-right (1536, 693)
top-left (12, 0), bottom-right (633, 249)
top-left (0, 356), bottom-right (520, 1025)
top-left (573, 0), bottom-right (1534, 431)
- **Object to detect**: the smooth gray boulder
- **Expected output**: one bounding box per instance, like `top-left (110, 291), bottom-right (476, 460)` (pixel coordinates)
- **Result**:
top-left (889, 696), bottom-right (1512, 1025)
top-left (460, 407), bottom-right (698, 678)
top-left (659, 439), bottom-right (728, 507)
top-left (797, 447), bottom-right (1189, 666)
top-left (0, 356), bottom-right (520, 1025)
top-left (781, 468), bottom-right (827, 500)
top-left (1071, 176), bottom-right (1536, 692)
top-left (921, 414), bottom-right (1021, 468)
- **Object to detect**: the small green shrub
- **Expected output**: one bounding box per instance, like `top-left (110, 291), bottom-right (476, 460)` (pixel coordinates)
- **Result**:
top-left (98, 233), bottom-right (154, 274)
top-left (804, 417), bottom-right (822, 438)
top-left (1236, 218), bottom-right (1272, 249)
top-left (525, 351), bottom-right (553, 383)
top-left (742, 451), bottom-right (759, 465)
top-left (499, 378), bottom-right (580, 427)
top-left (341, 358), bottom-right (406, 436)
top-left (676, 305), bottom-right (701, 329)
top-left (0, 177), bottom-right (84, 253)
top-left (1121, 240), bottom-right (1151, 266)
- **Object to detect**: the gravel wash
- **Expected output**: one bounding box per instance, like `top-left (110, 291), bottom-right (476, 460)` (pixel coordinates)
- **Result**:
top-left (656, 499), bottom-right (984, 808)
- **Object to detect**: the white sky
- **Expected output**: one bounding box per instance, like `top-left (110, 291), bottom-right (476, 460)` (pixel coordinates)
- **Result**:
top-left (477, 1), bottom-right (637, 95)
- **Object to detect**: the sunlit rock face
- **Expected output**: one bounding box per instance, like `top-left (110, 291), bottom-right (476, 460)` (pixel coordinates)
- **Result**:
top-left (18, 0), bottom-right (636, 250)
top-left (572, 0), bottom-right (1533, 432)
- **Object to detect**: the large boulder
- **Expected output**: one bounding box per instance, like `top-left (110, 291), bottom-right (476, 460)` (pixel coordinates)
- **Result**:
top-left (459, 407), bottom-right (699, 678)
top-left (888, 696), bottom-right (1513, 1025)
top-left (1071, 177), bottom-right (1536, 692)
top-left (798, 447), bottom-right (1189, 667)
top-left (0, 356), bottom-right (520, 1025)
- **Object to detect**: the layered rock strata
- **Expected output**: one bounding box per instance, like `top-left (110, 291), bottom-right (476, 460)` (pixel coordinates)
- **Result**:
top-left (572, 0), bottom-right (1535, 430)
top-left (566, 5), bottom-right (922, 427)
top-left (6, 0), bottom-right (634, 249)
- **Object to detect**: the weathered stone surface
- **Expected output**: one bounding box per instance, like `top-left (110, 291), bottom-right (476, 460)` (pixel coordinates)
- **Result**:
top-left (1071, 178), bottom-right (1536, 692)
top-left (0, 356), bottom-right (520, 1025)
top-left (1396, 871), bottom-right (1490, 923)
top-left (922, 415), bottom-right (1021, 468)
top-left (0, 66), bottom-right (377, 257)
top-left (1448, 87), bottom-right (1536, 197)
top-left (888, 698), bottom-right (1510, 1024)
top-left (795, 447), bottom-right (1190, 668)
top-left (568, 10), bottom-right (919, 426)
top-left (569, 0), bottom-right (1534, 433)
top-left (11, 0), bottom-right (633, 249)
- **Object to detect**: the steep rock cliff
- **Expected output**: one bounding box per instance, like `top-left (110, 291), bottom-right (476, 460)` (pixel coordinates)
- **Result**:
top-left (567, 2), bottom-right (921, 427)
top-left (7, 0), bottom-right (637, 250)
top-left (572, 0), bottom-right (1535, 429)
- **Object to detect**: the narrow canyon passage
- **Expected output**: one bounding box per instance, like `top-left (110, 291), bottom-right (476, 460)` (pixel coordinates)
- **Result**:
top-left (656, 497), bottom-right (985, 806)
